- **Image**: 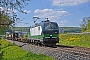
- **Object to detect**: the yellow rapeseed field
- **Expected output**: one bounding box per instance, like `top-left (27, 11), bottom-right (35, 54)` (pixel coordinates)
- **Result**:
top-left (59, 33), bottom-right (90, 48)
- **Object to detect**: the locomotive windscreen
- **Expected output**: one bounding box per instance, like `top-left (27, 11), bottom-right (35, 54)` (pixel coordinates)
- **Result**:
top-left (44, 22), bottom-right (58, 30)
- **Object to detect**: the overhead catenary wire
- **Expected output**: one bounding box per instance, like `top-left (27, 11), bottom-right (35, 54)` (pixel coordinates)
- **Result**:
top-left (61, 4), bottom-right (90, 16)
top-left (32, 0), bottom-right (90, 23)
top-left (42, 0), bottom-right (90, 17)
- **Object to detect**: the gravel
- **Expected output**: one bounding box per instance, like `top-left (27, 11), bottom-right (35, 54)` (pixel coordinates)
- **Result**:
top-left (7, 40), bottom-right (90, 60)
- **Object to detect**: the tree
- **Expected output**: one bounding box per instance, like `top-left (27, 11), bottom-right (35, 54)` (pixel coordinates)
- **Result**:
top-left (0, 0), bottom-right (30, 25)
top-left (80, 16), bottom-right (90, 32)
top-left (0, 0), bottom-right (30, 34)
top-left (0, 0), bottom-right (30, 14)
top-left (87, 20), bottom-right (90, 29)
top-left (0, 14), bottom-right (13, 35)
top-left (80, 17), bottom-right (87, 32)
top-left (0, 14), bottom-right (14, 25)
top-left (87, 16), bottom-right (90, 30)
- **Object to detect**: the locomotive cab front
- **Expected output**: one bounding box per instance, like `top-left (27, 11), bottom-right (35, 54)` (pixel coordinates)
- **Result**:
top-left (42, 22), bottom-right (59, 46)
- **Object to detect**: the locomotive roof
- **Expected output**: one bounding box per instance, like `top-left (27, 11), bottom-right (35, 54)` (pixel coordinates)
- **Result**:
top-left (29, 20), bottom-right (57, 28)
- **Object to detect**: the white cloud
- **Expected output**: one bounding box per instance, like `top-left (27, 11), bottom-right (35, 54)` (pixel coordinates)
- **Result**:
top-left (53, 0), bottom-right (90, 6)
top-left (23, 10), bottom-right (31, 14)
top-left (60, 20), bottom-right (68, 23)
top-left (34, 8), bottom-right (68, 21)
top-left (0, 7), bottom-right (4, 11)
top-left (58, 20), bottom-right (69, 27)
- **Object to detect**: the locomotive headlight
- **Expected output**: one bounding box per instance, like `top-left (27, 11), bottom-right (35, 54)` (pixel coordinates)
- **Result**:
top-left (50, 35), bottom-right (52, 36)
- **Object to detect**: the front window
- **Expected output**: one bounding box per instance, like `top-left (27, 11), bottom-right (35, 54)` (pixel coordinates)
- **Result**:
top-left (44, 22), bottom-right (58, 30)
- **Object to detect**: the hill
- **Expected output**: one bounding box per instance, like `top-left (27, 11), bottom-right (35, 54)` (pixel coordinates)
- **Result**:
top-left (60, 27), bottom-right (82, 33)
top-left (13, 27), bottom-right (29, 32)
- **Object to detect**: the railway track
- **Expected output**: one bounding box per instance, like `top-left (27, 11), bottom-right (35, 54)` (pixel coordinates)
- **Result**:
top-left (7, 39), bottom-right (90, 60)
top-left (37, 44), bottom-right (90, 59)
top-left (54, 45), bottom-right (90, 58)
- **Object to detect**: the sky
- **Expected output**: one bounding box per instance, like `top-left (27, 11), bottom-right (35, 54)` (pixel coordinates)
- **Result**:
top-left (1, 0), bottom-right (90, 27)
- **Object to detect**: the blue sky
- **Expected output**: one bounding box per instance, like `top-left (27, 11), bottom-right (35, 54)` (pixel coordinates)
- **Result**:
top-left (14, 0), bottom-right (90, 27)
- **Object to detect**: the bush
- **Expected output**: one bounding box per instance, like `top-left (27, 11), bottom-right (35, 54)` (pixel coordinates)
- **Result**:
top-left (0, 39), bottom-right (15, 49)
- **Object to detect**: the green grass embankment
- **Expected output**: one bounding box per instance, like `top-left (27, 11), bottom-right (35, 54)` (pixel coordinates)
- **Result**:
top-left (59, 33), bottom-right (90, 48)
top-left (0, 39), bottom-right (55, 60)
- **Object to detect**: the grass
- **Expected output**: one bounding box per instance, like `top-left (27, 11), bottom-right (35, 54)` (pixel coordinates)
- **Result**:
top-left (0, 39), bottom-right (55, 60)
top-left (59, 33), bottom-right (90, 48)
top-left (86, 29), bottom-right (90, 32)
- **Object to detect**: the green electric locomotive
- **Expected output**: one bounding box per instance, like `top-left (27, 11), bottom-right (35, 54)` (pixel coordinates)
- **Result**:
top-left (27, 19), bottom-right (59, 46)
